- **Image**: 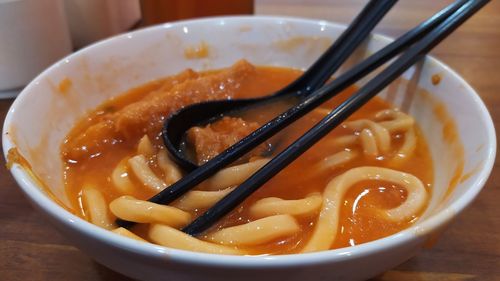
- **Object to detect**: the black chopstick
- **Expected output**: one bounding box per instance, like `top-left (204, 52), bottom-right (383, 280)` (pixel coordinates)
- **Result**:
top-left (116, 0), bottom-right (473, 230)
top-left (182, 0), bottom-right (489, 236)
top-left (116, 0), bottom-right (397, 228)
top-left (153, 0), bottom-right (463, 203)
top-left (116, 0), bottom-right (469, 229)
top-left (282, 0), bottom-right (398, 97)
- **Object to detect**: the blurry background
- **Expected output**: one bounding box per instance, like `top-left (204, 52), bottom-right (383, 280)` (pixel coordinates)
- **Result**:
top-left (0, 0), bottom-right (255, 98)
top-left (0, 1), bottom-right (498, 280)
top-left (66, 0), bottom-right (255, 48)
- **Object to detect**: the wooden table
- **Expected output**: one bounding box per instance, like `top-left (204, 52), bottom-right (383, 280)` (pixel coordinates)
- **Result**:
top-left (1, 1), bottom-right (499, 280)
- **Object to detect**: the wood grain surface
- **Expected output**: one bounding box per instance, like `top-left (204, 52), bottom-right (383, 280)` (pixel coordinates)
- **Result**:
top-left (1, 1), bottom-right (499, 280)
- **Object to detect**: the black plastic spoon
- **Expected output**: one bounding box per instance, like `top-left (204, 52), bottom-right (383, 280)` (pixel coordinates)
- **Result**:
top-left (163, 0), bottom-right (397, 171)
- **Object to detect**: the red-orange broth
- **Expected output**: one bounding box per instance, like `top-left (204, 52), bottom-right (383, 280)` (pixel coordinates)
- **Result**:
top-left (62, 61), bottom-right (433, 255)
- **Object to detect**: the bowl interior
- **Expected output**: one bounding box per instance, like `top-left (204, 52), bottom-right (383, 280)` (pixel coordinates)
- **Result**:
top-left (3, 16), bottom-right (495, 252)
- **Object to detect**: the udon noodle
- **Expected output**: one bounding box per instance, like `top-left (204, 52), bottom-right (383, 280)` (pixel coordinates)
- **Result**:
top-left (62, 60), bottom-right (433, 255)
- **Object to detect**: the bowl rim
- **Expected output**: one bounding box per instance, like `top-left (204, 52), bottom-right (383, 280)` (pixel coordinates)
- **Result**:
top-left (3, 15), bottom-right (496, 268)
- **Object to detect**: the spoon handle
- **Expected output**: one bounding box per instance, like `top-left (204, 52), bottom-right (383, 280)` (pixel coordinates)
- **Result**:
top-left (277, 0), bottom-right (398, 98)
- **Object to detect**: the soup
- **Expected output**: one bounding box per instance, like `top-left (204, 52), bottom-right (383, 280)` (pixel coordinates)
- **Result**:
top-left (61, 60), bottom-right (433, 255)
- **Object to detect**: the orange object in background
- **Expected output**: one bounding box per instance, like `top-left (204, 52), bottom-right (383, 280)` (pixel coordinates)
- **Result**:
top-left (140, 0), bottom-right (254, 25)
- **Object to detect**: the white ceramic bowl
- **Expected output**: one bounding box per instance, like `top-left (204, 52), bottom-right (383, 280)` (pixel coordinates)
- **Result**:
top-left (3, 16), bottom-right (496, 281)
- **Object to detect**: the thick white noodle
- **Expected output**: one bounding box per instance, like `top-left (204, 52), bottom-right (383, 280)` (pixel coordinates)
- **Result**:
top-left (344, 120), bottom-right (391, 155)
top-left (81, 185), bottom-right (115, 230)
top-left (112, 227), bottom-right (148, 242)
top-left (313, 150), bottom-right (359, 175)
top-left (137, 135), bottom-right (157, 157)
top-left (204, 158), bottom-right (270, 190)
top-left (328, 135), bottom-right (358, 148)
top-left (392, 127), bottom-right (417, 164)
top-left (249, 193), bottom-right (322, 219)
top-left (172, 187), bottom-right (235, 211)
top-left (109, 196), bottom-right (191, 228)
top-left (128, 155), bottom-right (167, 192)
top-left (149, 224), bottom-right (244, 255)
top-left (111, 157), bottom-right (135, 195)
top-left (359, 129), bottom-right (379, 157)
top-left (205, 215), bottom-right (300, 246)
top-left (302, 166), bottom-right (427, 253)
top-left (157, 149), bottom-right (182, 185)
top-left (323, 150), bottom-right (358, 169)
top-left (375, 109), bottom-right (414, 133)
top-left (374, 109), bottom-right (417, 163)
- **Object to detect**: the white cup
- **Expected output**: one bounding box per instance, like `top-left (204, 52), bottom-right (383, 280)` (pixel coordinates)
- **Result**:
top-left (64, 0), bottom-right (141, 49)
top-left (0, 0), bottom-right (72, 97)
